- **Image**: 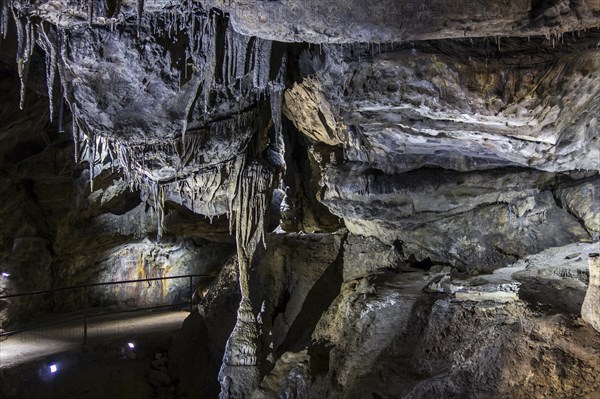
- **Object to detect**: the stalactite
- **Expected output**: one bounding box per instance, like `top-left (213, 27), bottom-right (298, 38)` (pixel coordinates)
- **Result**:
top-left (155, 183), bottom-right (165, 241)
top-left (88, 135), bottom-right (95, 191)
top-left (236, 36), bottom-right (247, 81)
top-left (39, 24), bottom-right (58, 121)
top-left (222, 27), bottom-right (231, 87)
top-left (252, 39), bottom-right (272, 92)
top-left (226, 155), bottom-right (245, 235)
top-left (72, 115), bottom-right (80, 162)
top-left (269, 52), bottom-right (287, 159)
top-left (27, 17), bottom-right (35, 54)
top-left (11, 8), bottom-right (28, 110)
top-left (0, 0), bottom-right (9, 39)
top-left (57, 27), bottom-right (68, 85)
top-left (201, 12), bottom-right (217, 113)
top-left (188, 14), bottom-right (196, 53)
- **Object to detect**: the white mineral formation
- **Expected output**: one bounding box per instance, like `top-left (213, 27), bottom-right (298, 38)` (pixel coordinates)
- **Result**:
top-left (219, 161), bottom-right (274, 399)
top-left (582, 253), bottom-right (600, 333)
top-left (218, 297), bottom-right (261, 399)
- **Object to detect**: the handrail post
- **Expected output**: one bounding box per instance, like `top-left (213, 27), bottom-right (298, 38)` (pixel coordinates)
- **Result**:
top-left (189, 275), bottom-right (193, 313)
top-left (83, 286), bottom-right (88, 345)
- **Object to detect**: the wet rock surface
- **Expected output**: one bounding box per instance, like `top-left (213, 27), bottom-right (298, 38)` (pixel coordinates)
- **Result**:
top-left (167, 241), bottom-right (600, 399)
top-left (0, 0), bottom-right (598, 398)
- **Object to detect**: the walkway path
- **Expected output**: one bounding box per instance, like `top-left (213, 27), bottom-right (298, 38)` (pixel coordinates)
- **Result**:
top-left (0, 310), bottom-right (189, 369)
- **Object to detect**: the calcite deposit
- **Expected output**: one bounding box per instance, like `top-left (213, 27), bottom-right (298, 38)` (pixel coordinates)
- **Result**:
top-left (582, 253), bottom-right (600, 332)
top-left (0, 0), bottom-right (598, 398)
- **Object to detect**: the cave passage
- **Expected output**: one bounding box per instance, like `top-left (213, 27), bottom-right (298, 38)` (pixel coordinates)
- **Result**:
top-left (0, 1), bottom-right (599, 398)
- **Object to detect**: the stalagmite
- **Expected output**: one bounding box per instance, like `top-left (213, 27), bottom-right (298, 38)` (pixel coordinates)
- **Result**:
top-left (218, 296), bottom-right (261, 398)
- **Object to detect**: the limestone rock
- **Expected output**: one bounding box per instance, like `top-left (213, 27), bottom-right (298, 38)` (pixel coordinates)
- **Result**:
top-left (341, 189), bottom-right (590, 272)
top-left (582, 253), bottom-right (600, 332)
top-left (454, 282), bottom-right (520, 303)
top-left (309, 42), bottom-right (600, 174)
top-left (510, 242), bottom-right (598, 315)
top-left (555, 176), bottom-right (600, 238)
top-left (250, 350), bottom-right (311, 399)
top-left (0, 1), bottom-right (599, 398)
top-left (283, 78), bottom-right (345, 146)
top-left (207, 0), bottom-right (600, 43)
top-left (342, 235), bottom-right (403, 281)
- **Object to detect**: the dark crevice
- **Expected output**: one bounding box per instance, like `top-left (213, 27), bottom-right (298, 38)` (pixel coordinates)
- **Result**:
top-left (277, 233), bottom-right (346, 354)
top-left (494, 245), bottom-right (521, 261)
top-left (406, 254), bottom-right (434, 271)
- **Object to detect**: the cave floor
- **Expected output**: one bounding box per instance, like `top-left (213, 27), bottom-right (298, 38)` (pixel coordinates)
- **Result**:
top-left (0, 309), bottom-right (188, 370)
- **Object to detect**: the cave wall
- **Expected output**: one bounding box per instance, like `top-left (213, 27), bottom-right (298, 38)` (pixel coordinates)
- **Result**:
top-left (0, 0), bottom-right (598, 398)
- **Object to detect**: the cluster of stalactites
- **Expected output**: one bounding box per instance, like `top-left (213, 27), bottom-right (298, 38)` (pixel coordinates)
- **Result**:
top-left (3, 1), bottom-right (284, 253)
top-left (75, 132), bottom-right (274, 249)
top-left (136, 4), bottom-right (276, 116)
top-left (2, 0), bottom-right (35, 110)
top-left (3, 4), bottom-right (282, 398)
top-left (195, 16), bottom-right (280, 120)
top-left (1, 1), bottom-right (74, 136)
top-left (227, 158), bottom-right (274, 298)
top-left (169, 166), bottom-right (225, 216)
top-left (75, 131), bottom-right (214, 240)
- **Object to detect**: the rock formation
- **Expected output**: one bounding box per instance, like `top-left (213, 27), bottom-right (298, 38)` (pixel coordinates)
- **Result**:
top-left (0, 0), bottom-right (598, 398)
top-left (582, 253), bottom-right (600, 332)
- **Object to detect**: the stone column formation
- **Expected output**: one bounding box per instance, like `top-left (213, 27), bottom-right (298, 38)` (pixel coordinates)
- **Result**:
top-left (219, 161), bottom-right (274, 399)
top-left (582, 253), bottom-right (600, 333)
top-left (218, 296), bottom-right (261, 399)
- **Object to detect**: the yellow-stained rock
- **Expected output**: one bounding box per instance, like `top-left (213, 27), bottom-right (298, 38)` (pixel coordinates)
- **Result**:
top-left (283, 78), bottom-right (345, 146)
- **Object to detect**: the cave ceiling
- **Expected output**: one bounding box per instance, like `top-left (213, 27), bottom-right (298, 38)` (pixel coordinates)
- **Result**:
top-left (0, 0), bottom-right (598, 267)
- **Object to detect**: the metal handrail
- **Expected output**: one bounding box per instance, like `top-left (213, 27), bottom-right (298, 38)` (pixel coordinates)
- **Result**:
top-left (0, 274), bottom-right (211, 343)
top-left (0, 274), bottom-right (209, 299)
